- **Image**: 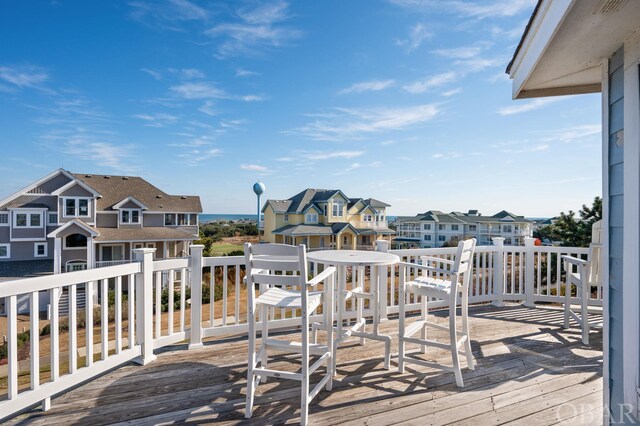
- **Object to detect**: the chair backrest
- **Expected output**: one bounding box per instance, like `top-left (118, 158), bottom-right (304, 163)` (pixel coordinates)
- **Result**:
top-left (588, 220), bottom-right (603, 286)
top-left (244, 243), bottom-right (309, 308)
top-left (453, 238), bottom-right (477, 293)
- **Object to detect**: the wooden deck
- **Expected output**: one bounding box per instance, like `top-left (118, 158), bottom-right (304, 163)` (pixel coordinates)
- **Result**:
top-left (8, 304), bottom-right (603, 425)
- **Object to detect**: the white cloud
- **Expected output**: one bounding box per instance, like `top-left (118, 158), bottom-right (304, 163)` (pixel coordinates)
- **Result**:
top-left (133, 112), bottom-right (179, 127)
top-left (0, 65), bottom-right (48, 89)
top-left (433, 43), bottom-right (490, 59)
top-left (177, 147), bottom-right (222, 166)
top-left (236, 68), bottom-right (259, 77)
top-left (241, 94), bottom-right (265, 102)
top-left (395, 23), bottom-right (431, 52)
top-left (497, 98), bottom-right (561, 116)
top-left (302, 151), bottom-right (364, 160)
top-left (129, 0), bottom-right (209, 31)
top-left (442, 87), bottom-right (462, 97)
top-left (403, 72), bottom-right (457, 94)
top-left (285, 104), bottom-right (440, 141)
top-left (198, 101), bottom-right (218, 116)
top-left (241, 164), bottom-right (270, 172)
top-left (389, 0), bottom-right (535, 20)
top-left (431, 152), bottom-right (462, 160)
top-left (169, 68), bottom-right (205, 79)
top-left (170, 81), bottom-right (227, 99)
top-left (501, 143), bottom-right (550, 154)
top-left (544, 125), bottom-right (601, 144)
top-left (206, 1), bottom-right (301, 57)
top-left (140, 68), bottom-right (163, 80)
top-left (338, 79), bottom-right (395, 95)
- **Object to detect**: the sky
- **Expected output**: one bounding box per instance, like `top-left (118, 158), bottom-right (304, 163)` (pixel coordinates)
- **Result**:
top-left (0, 0), bottom-right (602, 217)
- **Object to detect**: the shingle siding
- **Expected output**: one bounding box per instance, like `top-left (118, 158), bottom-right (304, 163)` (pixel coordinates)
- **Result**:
top-left (608, 46), bottom-right (625, 414)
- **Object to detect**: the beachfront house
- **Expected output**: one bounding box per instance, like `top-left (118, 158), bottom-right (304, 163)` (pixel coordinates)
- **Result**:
top-left (261, 188), bottom-right (394, 250)
top-left (0, 169), bottom-right (202, 312)
top-left (395, 209), bottom-right (533, 248)
top-left (506, 0), bottom-right (640, 421)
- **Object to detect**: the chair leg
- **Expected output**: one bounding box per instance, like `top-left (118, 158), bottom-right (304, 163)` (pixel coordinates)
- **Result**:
top-left (563, 276), bottom-right (571, 329)
top-left (450, 303), bottom-right (463, 388)
top-left (245, 306), bottom-right (257, 419)
top-left (301, 312), bottom-right (310, 426)
top-left (581, 281), bottom-right (590, 345)
top-left (461, 293), bottom-right (474, 371)
top-left (398, 271), bottom-right (406, 374)
top-left (261, 305), bottom-right (269, 383)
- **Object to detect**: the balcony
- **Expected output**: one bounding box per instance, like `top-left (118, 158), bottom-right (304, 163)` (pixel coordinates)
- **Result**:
top-left (353, 220), bottom-right (389, 229)
top-left (0, 243), bottom-right (602, 424)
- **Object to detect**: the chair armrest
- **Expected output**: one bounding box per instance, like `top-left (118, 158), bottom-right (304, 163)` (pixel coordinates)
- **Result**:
top-left (397, 261), bottom-right (451, 276)
top-left (420, 255), bottom-right (455, 266)
top-left (307, 266), bottom-right (337, 287)
top-left (561, 255), bottom-right (588, 268)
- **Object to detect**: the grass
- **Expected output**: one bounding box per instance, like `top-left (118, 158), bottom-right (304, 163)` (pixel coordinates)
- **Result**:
top-left (209, 243), bottom-right (243, 256)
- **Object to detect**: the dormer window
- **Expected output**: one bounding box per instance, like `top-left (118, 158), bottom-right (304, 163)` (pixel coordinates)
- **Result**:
top-left (64, 197), bottom-right (91, 218)
top-left (332, 201), bottom-right (343, 217)
top-left (121, 209), bottom-right (140, 224)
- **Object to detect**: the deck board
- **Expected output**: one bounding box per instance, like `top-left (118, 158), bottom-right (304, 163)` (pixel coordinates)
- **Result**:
top-left (8, 304), bottom-right (603, 425)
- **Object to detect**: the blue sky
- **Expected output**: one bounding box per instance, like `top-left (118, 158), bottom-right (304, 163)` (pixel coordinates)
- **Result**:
top-left (0, 0), bottom-right (601, 216)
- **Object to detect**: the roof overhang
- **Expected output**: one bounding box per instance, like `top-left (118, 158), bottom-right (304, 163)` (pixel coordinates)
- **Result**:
top-left (52, 179), bottom-right (102, 197)
top-left (112, 196), bottom-right (148, 210)
top-left (507, 0), bottom-right (640, 99)
top-left (48, 219), bottom-right (100, 238)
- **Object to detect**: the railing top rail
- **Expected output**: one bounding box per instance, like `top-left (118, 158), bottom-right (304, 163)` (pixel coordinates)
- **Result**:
top-left (152, 257), bottom-right (189, 272)
top-left (202, 255), bottom-right (245, 267)
top-left (0, 262), bottom-right (141, 298)
top-left (389, 245), bottom-right (589, 257)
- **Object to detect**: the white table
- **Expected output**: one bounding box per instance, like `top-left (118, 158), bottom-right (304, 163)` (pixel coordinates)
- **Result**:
top-left (307, 250), bottom-right (400, 373)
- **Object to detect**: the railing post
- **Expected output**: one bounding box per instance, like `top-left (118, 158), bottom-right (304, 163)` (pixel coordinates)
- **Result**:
top-left (189, 244), bottom-right (204, 349)
top-left (375, 240), bottom-right (390, 321)
top-left (491, 238), bottom-right (505, 307)
top-left (523, 237), bottom-right (536, 308)
top-left (134, 248), bottom-right (157, 365)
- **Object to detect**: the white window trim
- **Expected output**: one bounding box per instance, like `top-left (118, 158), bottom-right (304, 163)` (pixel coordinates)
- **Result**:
top-left (13, 211), bottom-right (44, 229)
top-left (120, 209), bottom-right (141, 225)
top-left (63, 234), bottom-right (89, 250)
top-left (305, 213), bottom-right (318, 224)
top-left (63, 197), bottom-right (92, 218)
top-left (332, 201), bottom-right (344, 217)
top-left (0, 243), bottom-right (9, 259)
top-left (48, 212), bottom-right (58, 226)
top-left (0, 212), bottom-right (8, 226)
top-left (34, 242), bottom-right (48, 257)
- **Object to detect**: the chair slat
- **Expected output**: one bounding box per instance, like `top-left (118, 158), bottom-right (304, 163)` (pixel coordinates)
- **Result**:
top-left (249, 243), bottom-right (299, 256)
top-left (251, 258), bottom-right (301, 271)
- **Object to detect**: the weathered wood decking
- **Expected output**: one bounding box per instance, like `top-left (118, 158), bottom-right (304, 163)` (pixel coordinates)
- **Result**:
top-left (8, 304), bottom-right (602, 425)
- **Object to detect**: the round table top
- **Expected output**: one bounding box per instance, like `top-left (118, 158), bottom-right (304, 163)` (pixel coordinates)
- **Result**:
top-left (307, 250), bottom-right (400, 266)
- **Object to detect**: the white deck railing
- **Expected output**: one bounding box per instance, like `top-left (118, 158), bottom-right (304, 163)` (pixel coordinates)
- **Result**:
top-left (0, 239), bottom-right (595, 421)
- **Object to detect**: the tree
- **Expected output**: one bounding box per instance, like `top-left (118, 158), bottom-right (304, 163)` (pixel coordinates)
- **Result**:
top-left (533, 197), bottom-right (602, 247)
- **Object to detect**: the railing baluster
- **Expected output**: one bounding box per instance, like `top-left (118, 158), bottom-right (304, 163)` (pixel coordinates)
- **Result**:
top-left (235, 266), bottom-right (240, 325)
top-left (115, 276), bottom-right (122, 354)
top-left (101, 279), bottom-right (108, 360)
top-left (69, 284), bottom-right (77, 373)
top-left (155, 271), bottom-right (161, 339)
top-left (180, 267), bottom-right (186, 331)
top-left (51, 286), bottom-right (60, 381)
top-left (86, 281), bottom-right (94, 367)
top-left (168, 270), bottom-right (174, 335)
top-left (209, 267), bottom-right (215, 328)
top-left (222, 265), bottom-right (228, 326)
top-left (7, 295), bottom-right (18, 399)
top-left (128, 274), bottom-right (135, 349)
top-left (30, 291), bottom-right (40, 390)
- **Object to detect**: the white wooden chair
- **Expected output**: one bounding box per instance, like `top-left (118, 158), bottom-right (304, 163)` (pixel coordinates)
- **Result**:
top-left (398, 238), bottom-right (477, 387)
top-left (244, 243), bottom-right (336, 425)
top-left (561, 220), bottom-right (603, 344)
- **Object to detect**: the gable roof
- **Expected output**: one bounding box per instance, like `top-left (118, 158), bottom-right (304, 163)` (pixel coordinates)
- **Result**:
top-left (51, 179), bottom-right (102, 197)
top-left (264, 189), bottom-right (390, 215)
top-left (72, 173), bottom-right (202, 212)
top-left (112, 196), bottom-right (148, 210)
top-left (48, 219), bottom-right (100, 238)
top-left (400, 209), bottom-right (532, 225)
top-left (0, 169), bottom-right (75, 210)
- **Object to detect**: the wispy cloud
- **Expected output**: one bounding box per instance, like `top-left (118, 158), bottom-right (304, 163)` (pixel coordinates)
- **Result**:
top-left (501, 143), bottom-right (549, 154)
top-left (206, 1), bottom-right (301, 57)
top-left (140, 68), bottom-right (163, 80)
top-left (395, 23), bottom-right (431, 52)
top-left (403, 72), bottom-right (457, 94)
top-left (433, 41), bottom-right (491, 59)
top-left (543, 124), bottom-right (601, 143)
top-left (497, 98), bottom-right (561, 116)
top-left (170, 81), bottom-right (227, 99)
top-left (177, 146), bottom-right (222, 166)
top-left (334, 160), bottom-right (382, 176)
top-left (285, 104), bottom-right (440, 141)
top-left (338, 79), bottom-right (395, 95)
top-left (236, 68), bottom-right (259, 77)
top-left (0, 64), bottom-right (49, 90)
top-left (389, 0), bottom-right (535, 20)
top-left (169, 68), bottom-right (205, 79)
top-left (133, 112), bottom-right (179, 127)
top-left (442, 87), bottom-right (462, 97)
top-left (277, 150), bottom-right (364, 162)
top-left (129, 0), bottom-right (209, 31)
top-left (431, 152), bottom-right (462, 160)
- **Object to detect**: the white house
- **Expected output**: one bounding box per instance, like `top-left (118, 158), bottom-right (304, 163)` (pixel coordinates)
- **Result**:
top-left (507, 0), bottom-right (640, 422)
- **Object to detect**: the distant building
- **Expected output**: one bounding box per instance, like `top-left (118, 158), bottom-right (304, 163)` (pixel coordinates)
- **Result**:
top-left (394, 210), bottom-right (533, 248)
top-left (262, 189), bottom-right (394, 250)
top-left (0, 169), bottom-right (202, 278)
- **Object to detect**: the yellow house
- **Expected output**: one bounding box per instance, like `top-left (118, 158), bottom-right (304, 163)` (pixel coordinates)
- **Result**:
top-left (262, 189), bottom-right (394, 250)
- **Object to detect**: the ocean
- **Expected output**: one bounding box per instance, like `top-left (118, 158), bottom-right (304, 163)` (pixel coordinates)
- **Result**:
top-left (199, 214), bottom-right (400, 223)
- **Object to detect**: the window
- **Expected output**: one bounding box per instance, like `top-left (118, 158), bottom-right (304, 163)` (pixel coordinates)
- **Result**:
top-left (284, 214), bottom-right (289, 222)
top-left (120, 209), bottom-right (140, 224)
top-left (438, 224), bottom-right (445, 231)
top-left (305, 213), bottom-right (318, 223)
top-left (0, 244), bottom-right (9, 259)
top-left (65, 234), bottom-right (87, 249)
top-left (63, 198), bottom-right (91, 218)
top-left (177, 214), bottom-right (187, 225)
top-left (505, 237), bottom-right (512, 245)
top-left (13, 211), bottom-right (43, 228)
top-left (380, 215), bottom-right (385, 222)
top-left (451, 224), bottom-right (459, 231)
top-left (438, 235), bottom-right (446, 242)
top-left (423, 223), bottom-right (431, 230)
top-left (468, 225), bottom-right (477, 232)
top-left (165, 213), bottom-right (176, 225)
top-left (0, 213), bottom-right (8, 225)
top-left (48, 213), bottom-right (57, 225)
top-left (364, 214), bottom-right (373, 222)
top-left (332, 201), bottom-right (343, 217)
top-left (514, 225), bottom-right (519, 232)
top-left (503, 225), bottom-right (512, 233)
top-left (424, 235), bottom-right (431, 241)
top-left (323, 205), bottom-right (327, 216)
top-left (34, 242), bottom-right (47, 257)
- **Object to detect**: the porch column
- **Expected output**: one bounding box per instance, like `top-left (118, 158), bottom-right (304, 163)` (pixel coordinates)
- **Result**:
top-left (351, 234), bottom-right (356, 250)
top-left (86, 240), bottom-right (95, 269)
top-left (53, 238), bottom-right (61, 274)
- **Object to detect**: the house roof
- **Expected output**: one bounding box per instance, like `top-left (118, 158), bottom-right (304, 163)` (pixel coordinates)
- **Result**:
top-left (505, 0), bottom-right (542, 74)
top-left (48, 219), bottom-right (100, 238)
top-left (0, 260), bottom-right (53, 282)
top-left (72, 173), bottom-right (202, 213)
top-left (399, 210), bottom-right (532, 225)
top-left (264, 188), bottom-right (390, 215)
top-left (94, 226), bottom-right (198, 242)
top-left (0, 194), bottom-right (56, 210)
top-left (272, 222), bottom-right (360, 236)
